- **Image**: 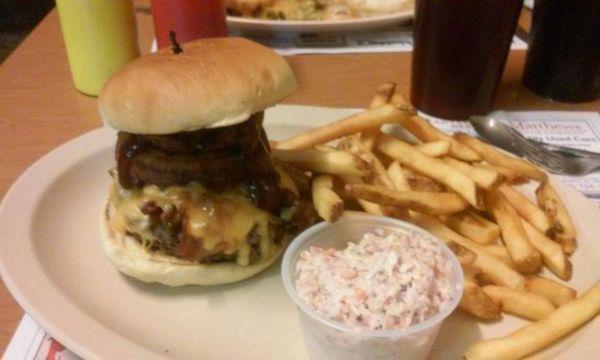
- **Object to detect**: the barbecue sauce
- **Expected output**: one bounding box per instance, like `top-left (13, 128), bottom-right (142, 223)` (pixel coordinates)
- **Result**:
top-left (114, 112), bottom-right (282, 213)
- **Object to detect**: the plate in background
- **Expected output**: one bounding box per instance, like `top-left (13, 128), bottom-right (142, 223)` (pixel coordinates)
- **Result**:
top-left (226, 9), bottom-right (413, 34)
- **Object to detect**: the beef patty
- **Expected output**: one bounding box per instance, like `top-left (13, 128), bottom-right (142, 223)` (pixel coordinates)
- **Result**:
top-left (115, 112), bottom-right (282, 213)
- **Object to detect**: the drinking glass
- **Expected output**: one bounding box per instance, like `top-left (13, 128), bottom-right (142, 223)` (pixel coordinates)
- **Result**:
top-left (411, 0), bottom-right (524, 119)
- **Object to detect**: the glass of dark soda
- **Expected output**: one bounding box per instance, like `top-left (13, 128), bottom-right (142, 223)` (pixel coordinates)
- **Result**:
top-left (410, 0), bottom-right (524, 120)
top-left (522, 0), bottom-right (600, 103)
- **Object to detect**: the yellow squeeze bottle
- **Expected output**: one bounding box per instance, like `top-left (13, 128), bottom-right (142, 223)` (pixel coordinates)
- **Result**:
top-left (56, 0), bottom-right (140, 96)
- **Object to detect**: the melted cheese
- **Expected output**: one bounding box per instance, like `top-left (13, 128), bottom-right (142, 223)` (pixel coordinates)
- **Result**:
top-left (108, 181), bottom-right (274, 264)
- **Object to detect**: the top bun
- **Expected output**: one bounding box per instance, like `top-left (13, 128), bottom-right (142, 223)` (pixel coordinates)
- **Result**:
top-left (99, 37), bottom-right (296, 134)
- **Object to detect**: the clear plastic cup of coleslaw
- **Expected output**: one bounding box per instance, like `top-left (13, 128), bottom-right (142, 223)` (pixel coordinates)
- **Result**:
top-left (281, 214), bottom-right (463, 360)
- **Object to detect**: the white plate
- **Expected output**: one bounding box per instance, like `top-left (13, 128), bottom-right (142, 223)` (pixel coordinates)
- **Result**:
top-left (226, 10), bottom-right (413, 33)
top-left (0, 105), bottom-right (598, 360)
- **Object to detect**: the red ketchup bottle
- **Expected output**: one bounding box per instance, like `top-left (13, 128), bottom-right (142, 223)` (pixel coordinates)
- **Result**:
top-left (151, 0), bottom-right (228, 49)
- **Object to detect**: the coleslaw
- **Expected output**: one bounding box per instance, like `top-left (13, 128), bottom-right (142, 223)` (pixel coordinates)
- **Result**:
top-left (295, 228), bottom-right (454, 330)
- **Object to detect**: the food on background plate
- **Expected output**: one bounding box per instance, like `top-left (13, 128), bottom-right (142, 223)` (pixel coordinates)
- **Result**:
top-left (295, 228), bottom-right (456, 330)
top-left (99, 37), bottom-right (317, 286)
top-left (274, 82), bottom-right (593, 358)
top-left (226, 0), bottom-right (413, 21)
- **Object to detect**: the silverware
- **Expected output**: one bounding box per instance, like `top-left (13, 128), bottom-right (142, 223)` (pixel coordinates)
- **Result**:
top-left (469, 111), bottom-right (600, 176)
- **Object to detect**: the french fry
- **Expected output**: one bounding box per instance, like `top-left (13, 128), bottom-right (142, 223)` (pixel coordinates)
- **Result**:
top-left (520, 218), bottom-right (572, 281)
top-left (276, 104), bottom-right (409, 150)
top-left (377, 134), bottom-right (483, 209)
top-left (455, 133), bottom-right (547, 181)
top-left (332, 176), bottom-right (358, 205)
top-left (272, 148), bottom-right (371, 178)
top-left (313, 144), bottom-right (336, 152)
top-left (447, 242), bottom-right (477, 266)
top-left (536, 180), bottom-right (576, 254)
top-left (464, 285), bottom-right (600, 360)
top-left (472, 163), bottom-right (528, 185)
top-left (369, 82), bottom-right (396, 108)
top-left (339, 176), bottom-right (385, 216)
top-left (525, 276), bottom-right (577, 307)
top-left (386, 161), bottom-right (411, 191)
top-left (443, 210), bottom-right (500, 245)
top-left (499, 184), bottom-right (552, 236)
top-left (485, 191), bottom-right (541, 273)
top-left (341, 177), bottom-right (409, 219)
top-left (345, 184), bottom-right (469, 215)
top-left (402, 167), bottom-right (445, 192)
top-left (476, 272), bottom-right (497, 287)
top-left (481, 244), bottom-right (515, 268)
top-left (337, 135), bottom-right (395, 189)
top-left (482, 286), bottom-right (555, 321)
top-left (311, 175), bottom-right (344, 222)
top-left (358, 201), bottom-right (384, 216)
top-left (337, 137), bottom-right (410, 219)
top-left (460, 273), bottom-right (503, 320)
top-left (361, 83), bottom-right (396, 149)
top-left (410, 213), bottom-right (525, 290)
top-left (342, 210), bottom-right (367, 217)
top-left (389, 92), bottom-right (416, 113)
top-left (416, 140), bottom-right (451, 157)
top-left (400, 116), bottom-right (481, 161)
top-left (462, 262), bottom-right (483, 278)
top-left (443, 157), bottom-right (505, 190)
top-left (455, 243), bottom-right (513, 269)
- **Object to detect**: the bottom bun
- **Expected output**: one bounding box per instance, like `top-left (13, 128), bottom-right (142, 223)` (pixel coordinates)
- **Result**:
top-left (101, 202), bottom-right (284, 286)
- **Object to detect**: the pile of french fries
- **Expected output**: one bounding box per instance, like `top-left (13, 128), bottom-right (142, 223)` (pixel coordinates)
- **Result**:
top-left (273, 83), bottom-right (600, 359)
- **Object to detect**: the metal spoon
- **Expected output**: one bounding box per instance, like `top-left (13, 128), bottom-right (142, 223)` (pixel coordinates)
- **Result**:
top-left (469, 111), bottom-right (600, 176)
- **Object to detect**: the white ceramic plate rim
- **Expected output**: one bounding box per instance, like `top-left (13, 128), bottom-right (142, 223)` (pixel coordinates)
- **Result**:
top-left (226, 9), bottom-right (413, 32)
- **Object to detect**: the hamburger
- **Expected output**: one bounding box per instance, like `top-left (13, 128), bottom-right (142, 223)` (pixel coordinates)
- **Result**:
top-left (99, 37), bottom-right (315, 286)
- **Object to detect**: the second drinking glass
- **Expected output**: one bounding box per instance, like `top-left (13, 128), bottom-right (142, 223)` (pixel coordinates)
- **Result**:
top-left (410, 0), bottom-right (524, 120)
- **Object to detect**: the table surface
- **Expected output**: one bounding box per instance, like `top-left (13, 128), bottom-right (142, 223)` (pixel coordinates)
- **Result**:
top-left (0, 2), bottom-right (598, 354)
